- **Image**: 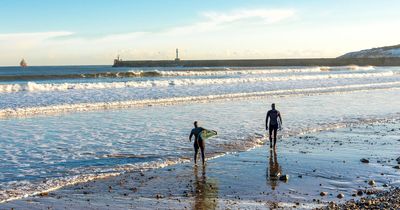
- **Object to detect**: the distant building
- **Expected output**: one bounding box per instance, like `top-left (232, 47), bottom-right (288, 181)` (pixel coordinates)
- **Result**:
top-left (175, 48), bottom-right (180, 61)
top-left (113, 55), bottom-right (122, 66)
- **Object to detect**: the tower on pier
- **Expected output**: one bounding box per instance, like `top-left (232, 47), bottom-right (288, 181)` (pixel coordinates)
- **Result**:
top-left (175, 48), bottom-right (180, 61)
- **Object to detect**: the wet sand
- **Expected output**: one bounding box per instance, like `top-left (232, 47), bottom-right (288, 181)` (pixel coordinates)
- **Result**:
top-left (1, 120), bottom-right (399, 209)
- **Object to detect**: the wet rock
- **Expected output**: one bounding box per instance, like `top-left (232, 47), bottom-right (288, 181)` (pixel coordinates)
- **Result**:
top-left (155, 194), bottom-right (164, 199)
top-left (393, 165), bottom-right (400, 169)
top-left (383, 184), bottom-right (389, 187)
top-left (320, 192), bottom-right (328, 196)
top-left (368, 180), bottom-right (376, 186)
top-left (396, 157), bottom-right (400, 164)
top-left (360, 158), bottom-right (369, 163)
top-left (279, 174), bottom-right (289, 181)
top-left (357, 190), bottom-right (363, 196)
top-left (337, 193), bottom-right (344, 199)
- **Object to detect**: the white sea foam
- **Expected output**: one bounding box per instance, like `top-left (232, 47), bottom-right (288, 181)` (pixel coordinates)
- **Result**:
top-left (0, 71), bottom-right (393, 93)
top-left (320, 65), bottom-right (375, 71)
top-left (0, 158), bottom-right (190, 203)
top-left (140, 67), bottom-right (323, 76)
top-left (1, 81), bottom-right (400, 119)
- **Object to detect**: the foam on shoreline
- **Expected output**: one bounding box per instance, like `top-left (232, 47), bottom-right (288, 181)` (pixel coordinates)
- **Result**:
top-left (1, 115), bottom-right (399, 207)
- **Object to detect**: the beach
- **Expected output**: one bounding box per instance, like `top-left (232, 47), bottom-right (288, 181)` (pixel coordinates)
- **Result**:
top-left (1, 116), bottom-right (399, 209)
top-left (0, 66), bottom-right (400, 209)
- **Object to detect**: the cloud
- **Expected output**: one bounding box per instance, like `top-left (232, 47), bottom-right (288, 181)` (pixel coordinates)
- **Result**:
top-left (202, 9), bottom-right (295, 25)
top-left (167, 9), bottom-right (295, 34)
top-left (0, 31), bottom-right (74, 41)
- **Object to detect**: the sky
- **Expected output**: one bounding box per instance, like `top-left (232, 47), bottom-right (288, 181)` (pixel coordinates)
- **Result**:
top-left (1, 0), bottom-right (400, 66)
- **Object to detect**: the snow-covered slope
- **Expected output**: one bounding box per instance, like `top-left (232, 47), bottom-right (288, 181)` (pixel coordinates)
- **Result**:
top-left (339, 44), bottom-right (400, 58)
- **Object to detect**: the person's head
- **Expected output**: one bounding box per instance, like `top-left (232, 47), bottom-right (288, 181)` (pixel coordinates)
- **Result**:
top-left (271, 103), bottom-right (275, 110)
top-left (194, 121), bottom-right (198, 128)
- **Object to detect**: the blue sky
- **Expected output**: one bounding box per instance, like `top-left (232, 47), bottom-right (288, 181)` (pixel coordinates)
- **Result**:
top-left (1, 0), bottom-right (400, 65)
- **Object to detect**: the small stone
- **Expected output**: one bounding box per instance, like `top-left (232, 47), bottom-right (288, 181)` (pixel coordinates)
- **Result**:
top-left (393, 165), bottom-right (400, 169)
top-left (357, 190), bottom-right (363, 196)
top-left (360, 158), bottom-right (369, 163)
top-left (368, 180), bottom-right (376, 186)
top-left (155, 194), bottom-right (164, 199)
top-left (337, 193), bottom-right (344, 199)
top-left (320, 192), bottom-right (328, 196)
top-left (383, 184), bottom-right (389, 187)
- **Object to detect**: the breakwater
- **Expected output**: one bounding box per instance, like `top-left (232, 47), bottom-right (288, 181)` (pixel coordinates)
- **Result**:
top-left (113, 57), bottom-right (400, 67)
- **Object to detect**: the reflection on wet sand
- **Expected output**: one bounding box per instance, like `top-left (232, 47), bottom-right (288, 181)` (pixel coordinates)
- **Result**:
top-left (193, 165), bottom-right (219, 210)
top-left (267, 149), bottom-right (282, 190)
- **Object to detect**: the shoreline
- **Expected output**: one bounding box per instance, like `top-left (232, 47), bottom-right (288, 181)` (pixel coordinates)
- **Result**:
top-left (1, 120), bottom-right (399, 209)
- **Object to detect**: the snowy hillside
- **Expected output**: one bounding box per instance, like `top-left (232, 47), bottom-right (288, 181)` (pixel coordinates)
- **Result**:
top-left (339, 44), bottom-right (400, 58)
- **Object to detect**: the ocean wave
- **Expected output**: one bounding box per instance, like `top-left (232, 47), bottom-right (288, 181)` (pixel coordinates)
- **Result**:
top-left (1, 81), bottom-right (400, 119)
top-left (0, 66), bottom-right (375, 81)
top-left (0, 71), bottom-right (393, 93)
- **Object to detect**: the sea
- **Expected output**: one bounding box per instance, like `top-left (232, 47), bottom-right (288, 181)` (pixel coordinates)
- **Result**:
top-left (0, 65), bottom-right (400, 202)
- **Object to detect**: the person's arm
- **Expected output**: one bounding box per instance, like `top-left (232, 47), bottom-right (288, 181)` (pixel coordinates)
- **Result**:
top-left (278, 112), bottom-right (282, 125)
top-left (265, 111), bottom-right (270, 130)
top-left (189, 130), bottom-right (193, 142)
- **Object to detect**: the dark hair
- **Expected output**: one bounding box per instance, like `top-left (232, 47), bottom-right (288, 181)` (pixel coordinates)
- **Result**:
top-left (194, 121), bottom-right (198, 126)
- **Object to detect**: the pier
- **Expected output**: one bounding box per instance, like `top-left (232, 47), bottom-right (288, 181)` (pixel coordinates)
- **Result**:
top-left (113, 57), bottom-right (400, 67)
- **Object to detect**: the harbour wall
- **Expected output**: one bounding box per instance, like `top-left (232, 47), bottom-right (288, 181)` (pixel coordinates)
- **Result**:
top-left (113, 57), bottom-right (400, 67)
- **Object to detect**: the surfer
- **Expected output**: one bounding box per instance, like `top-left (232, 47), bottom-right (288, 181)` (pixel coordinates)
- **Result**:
top-left (266, 103), bottom-right (282, 149)
top-left (189, 121), bottom-right (206, 166)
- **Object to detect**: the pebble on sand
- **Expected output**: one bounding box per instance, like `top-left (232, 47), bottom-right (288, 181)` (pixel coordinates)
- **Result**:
top-left (368, 180), bottom-right (376, 186)
top-left (320, 192), bottom-right (328, 196)
top-left (357, 190), bottom-right (363, 196)
top-left (360, 158), bottom-right (369, 163)
top-left (337, 193), bottom-right (344, 199)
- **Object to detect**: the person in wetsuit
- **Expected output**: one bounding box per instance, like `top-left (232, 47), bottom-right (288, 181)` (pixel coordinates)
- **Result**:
top-left (189, 121), bottom-right (206, 166)
top-left (266, 103), bottom-right (283, 149)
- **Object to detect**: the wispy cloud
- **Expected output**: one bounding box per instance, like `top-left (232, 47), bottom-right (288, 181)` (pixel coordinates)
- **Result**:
top-left (202, 9), bottom-right (295, 25)
top-left (0, 31), bottom-right (74, 41)
top-left (167, 9), bottom-right (295, 34)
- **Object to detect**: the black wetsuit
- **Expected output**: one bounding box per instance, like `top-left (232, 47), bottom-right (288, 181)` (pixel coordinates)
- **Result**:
top-left (190, 127), bottom-right (205, 164)
top-left (266, 109), bottom-right (281, 146)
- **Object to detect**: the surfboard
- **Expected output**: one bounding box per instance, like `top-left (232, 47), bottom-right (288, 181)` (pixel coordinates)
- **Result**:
top-left (199, 129), bottom-right (217, 140)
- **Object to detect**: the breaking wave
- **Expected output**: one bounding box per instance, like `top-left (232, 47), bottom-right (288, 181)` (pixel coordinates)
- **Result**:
top-left (0, 71), bottom-right (392, 93)
top-left (1, 81), bottom-right (400, 119)
top-left (0, 66), bottom-right (375, 81)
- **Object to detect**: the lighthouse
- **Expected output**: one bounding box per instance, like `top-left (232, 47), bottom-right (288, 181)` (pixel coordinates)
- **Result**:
top-left (175, 48), bottom-right (180, 61)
